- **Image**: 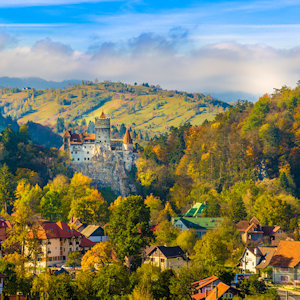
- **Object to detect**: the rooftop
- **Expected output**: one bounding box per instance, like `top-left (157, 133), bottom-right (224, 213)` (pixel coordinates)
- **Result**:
top-left (174, 217), bottom-right (223, 230)
top-left (183, 202), bottom-right (207, 217)
top-left (270, 241), bottom-right (300, 268)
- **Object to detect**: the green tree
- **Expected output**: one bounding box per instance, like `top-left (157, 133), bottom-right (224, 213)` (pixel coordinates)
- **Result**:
top-left (93, 263), bottom-right (131, 298)
top-left (0, 164), bottom-right (15, 213)
top-left (68, 189), bottom-right (108, 224)
top-left (40, 190), bottom-right (63, 221)
top-left (108, 195), bottom-right (153, 263)
top-left (66, 251), bottom-right (82, 268)
top-left (176, 230), bottom-right (197, 255)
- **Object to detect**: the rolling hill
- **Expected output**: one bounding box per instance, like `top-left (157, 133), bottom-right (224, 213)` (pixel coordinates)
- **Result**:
top-left (0, 81), bottom-right (230, 136)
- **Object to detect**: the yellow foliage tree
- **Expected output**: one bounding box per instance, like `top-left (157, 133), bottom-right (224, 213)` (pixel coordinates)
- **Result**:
top-left (81, 241), bottom-right (118, 270)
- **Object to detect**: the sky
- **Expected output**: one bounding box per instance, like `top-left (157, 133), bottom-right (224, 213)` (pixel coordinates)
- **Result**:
top-left (1, 0), bottom-right (300, 99)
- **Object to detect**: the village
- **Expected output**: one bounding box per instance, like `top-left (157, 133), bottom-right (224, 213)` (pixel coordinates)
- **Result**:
top-left (0, 199), bottom-right (299, 299)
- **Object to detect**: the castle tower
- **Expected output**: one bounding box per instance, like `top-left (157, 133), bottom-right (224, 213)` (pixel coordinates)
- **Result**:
top-left (63, 130), bottom-right (71, 151)
top-left (95, 112), bottom-right (111, 147)
top-left (123, 129), bottom-right (133, 151)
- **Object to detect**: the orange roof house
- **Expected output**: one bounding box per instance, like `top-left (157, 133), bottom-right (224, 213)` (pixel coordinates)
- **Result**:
top-left (27, 221), bottom-right (95, 269)
top-left (270, 241), bottom-right (300, 283)
top-left (191, 276), bottom-right (238, 300)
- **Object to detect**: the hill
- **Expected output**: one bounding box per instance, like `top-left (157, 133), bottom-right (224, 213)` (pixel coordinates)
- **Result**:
top-left (0, 81), bottom-right (230, 136)
top-left (0, 76), bottom-right (81, 89)
top-left (137, 85), bottom-right (300, 226)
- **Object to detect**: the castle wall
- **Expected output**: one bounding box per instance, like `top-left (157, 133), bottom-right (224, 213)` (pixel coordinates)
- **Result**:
top-left (70, 143), bottom-right (95, 162)
top-left (73, 146), bottom-right (138, 196)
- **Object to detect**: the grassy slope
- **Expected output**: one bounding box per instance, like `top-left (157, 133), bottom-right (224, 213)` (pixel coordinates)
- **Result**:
top-left (0, 82), bottom-right (230, 135)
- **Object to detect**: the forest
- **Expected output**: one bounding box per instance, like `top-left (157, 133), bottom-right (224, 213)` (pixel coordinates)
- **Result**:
top-left (0, 84), bottom-right (298, 299)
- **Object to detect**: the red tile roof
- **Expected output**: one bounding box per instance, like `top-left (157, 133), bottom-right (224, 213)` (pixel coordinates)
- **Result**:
top-left (192, 276), bottom-right (219, 290)
top-left (80, 235), bottom-right (96, 248)
top-left (30, 221), bottom-right (94, 248)
top-left (270, 241), bottom-right (300, 268)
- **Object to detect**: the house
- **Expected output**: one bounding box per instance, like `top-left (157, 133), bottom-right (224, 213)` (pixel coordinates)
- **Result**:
top-left (262, 226), bottom-right (286, 246)
top-left (80, 225), bottom-right (108, 243)
top-left (239, 246), bottom-right (276, 273)
top-left (191, 276), bottom-right (238, 299)
top-left (183, 202), bottom-right (207, 217)
top-left (191, 276), bottom-right (221, 299)
top-left (27, 221), bottom-right (95, 268)
top-left (269, 241), bottom-right (300, 284)
top-left (236, 217), bottom-right (285, 245)
top-left (173, 217), bottom-right (223, 238)
top-left (144, 245), bottom-right (188, 270)
top-left (236, 217), bottom-right (263, 244)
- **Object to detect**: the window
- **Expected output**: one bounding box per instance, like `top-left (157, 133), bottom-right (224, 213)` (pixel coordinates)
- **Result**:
top-left (88, 158), bottom-right (90, 160)
top-left (60, 247), bottom-right (63, 250)
top-left (160, 258), bottom-right (165, 263)
top-left (78, 158), bottom-right (80, 161)
top-left (87, 151), bottom-right (89, 154)
top-left (84, 158), bottom-right (86, 160)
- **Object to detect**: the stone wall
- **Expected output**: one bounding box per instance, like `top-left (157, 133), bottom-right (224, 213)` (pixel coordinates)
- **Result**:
top-left (72, 146), bottom-right (138, 196)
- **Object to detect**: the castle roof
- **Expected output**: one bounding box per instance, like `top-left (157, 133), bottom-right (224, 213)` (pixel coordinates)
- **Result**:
top-left (100, 112), bottom-right (106, 118)
top-left (123, 129), bottom-right (133, 144)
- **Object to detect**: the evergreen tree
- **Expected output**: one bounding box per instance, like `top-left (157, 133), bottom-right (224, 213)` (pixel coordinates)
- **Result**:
top-left (0, 164), bottom-right (15, 213)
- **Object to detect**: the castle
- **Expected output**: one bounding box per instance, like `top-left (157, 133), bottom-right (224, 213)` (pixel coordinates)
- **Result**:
top-left (63, 112), bottom-right (138, 196)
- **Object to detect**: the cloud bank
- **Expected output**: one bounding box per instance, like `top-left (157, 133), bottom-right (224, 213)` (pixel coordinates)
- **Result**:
top-left (1, 33), bottom-right (300, 97)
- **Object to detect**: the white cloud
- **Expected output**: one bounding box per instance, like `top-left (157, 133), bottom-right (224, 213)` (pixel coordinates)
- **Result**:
top-left (0, 36), bottom-right (299, 96)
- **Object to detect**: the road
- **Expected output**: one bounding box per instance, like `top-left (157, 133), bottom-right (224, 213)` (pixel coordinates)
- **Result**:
top-left (277, 288), bottom-right (300, 300)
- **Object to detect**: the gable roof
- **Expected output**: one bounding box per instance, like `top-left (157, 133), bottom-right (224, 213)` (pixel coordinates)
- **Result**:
top-left (183, 202), bottom-right (207, 217)
top-left (81, 225), bottom-right (104, 238)
top-left (31, 221), bottom-right (95, 247)
top-left (256, 247), bottom-right (277, 269)
top-left (206, 282), bottom-right (230, 300)
top-left (174, 217), bottom-right (223, 230)
top-left (146, 245), bottom-right (185, 259)
top-left (244, 222), bottom-right (263, 233)
top-left (270, 241), bottom-right (300, 268)
top-left (192, 276), bottom-right (219, 290)
top-left (236, 220), bottom-right (251, 232)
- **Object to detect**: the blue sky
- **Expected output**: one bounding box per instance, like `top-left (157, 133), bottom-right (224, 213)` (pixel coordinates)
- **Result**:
top-left (1, 0), bottom-right (300, 98)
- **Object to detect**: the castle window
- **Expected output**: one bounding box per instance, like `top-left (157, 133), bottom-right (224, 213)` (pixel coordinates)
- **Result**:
top-left (84, 158), bottom-right (86, 160)
top-left (88, 158), bottom-right (90, 160)
top-left (87, 151), bottom-right (89, 154)
top-left (78, 158), bottom-right (80, 161)
top-left (71, 152), bottom-right (73, 154)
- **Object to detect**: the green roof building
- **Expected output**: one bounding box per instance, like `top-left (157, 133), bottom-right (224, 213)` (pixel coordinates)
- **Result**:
top-left (183, 202), bottom-right (207, 217)
top-left (173, 217), bottom-right (223, 239)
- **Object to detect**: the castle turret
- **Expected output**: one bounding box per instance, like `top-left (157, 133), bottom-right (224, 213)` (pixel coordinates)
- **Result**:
top-left (123, 129), bottom-right (133, 151)
top-left (95, 112), bottom-right (111, 147)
